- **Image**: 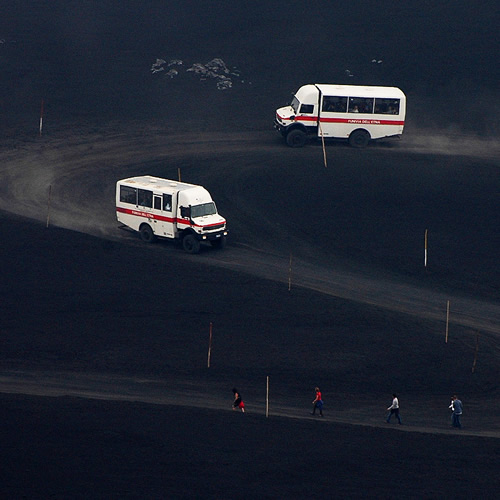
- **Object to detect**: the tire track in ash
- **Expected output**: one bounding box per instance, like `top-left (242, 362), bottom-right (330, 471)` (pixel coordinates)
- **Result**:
top-left (1, 127), bottom-right (499, 337)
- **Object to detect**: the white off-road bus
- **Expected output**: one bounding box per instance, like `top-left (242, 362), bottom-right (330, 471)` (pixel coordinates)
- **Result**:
top-left (275, 84), bottom-right (406, 147)
top-left (116, 176), bottom-right (227, 254)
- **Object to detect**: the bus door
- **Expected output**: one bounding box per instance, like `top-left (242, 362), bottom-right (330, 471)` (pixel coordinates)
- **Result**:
top-left (154, 193), bottom-right (175, 238)
top-left (137, 188), bottom-right (154, 221)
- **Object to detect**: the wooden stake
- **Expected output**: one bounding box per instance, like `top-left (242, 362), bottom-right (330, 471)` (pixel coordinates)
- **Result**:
top-left (472, 332), bottom-right (479, 373)
top-left (266, 376), bottom-right (269, 418)
top-left (39, 99), bottom-right (44, 137)
top-left (178, 167), bottom-right (182, 182)
top-left (207, 322), bottom-right (213, 368)
top-left (288, 253), bottom-right (292, 292)
top-left (445, 300), bottom-right (450, 343)
top-left (46, 184), bottom-right (52, 228)
top-left (424, 229), bottom-right (428, 268)
top-left (319, 122), bottom-right (328, 168)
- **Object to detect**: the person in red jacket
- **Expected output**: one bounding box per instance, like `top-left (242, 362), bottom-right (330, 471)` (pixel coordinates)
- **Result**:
top-left (311, 387), bottom-right (323, 416)
top-left (232, 388), bottom-right (245, 412)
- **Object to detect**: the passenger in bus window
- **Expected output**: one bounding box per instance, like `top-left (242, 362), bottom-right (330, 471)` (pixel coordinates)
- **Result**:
top-left (362, 99), bottom-right (374, 113)
top-left (322, 98), bottom-right (335, 112)
top-left (163, 194), bottom-right (172, 211)
top-left (352, 105), bottom-right (359, 112)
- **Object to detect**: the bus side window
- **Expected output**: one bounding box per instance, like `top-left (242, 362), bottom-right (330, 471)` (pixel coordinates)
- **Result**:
top-left (163, 194), bottom-right (172, 212)
top-left (138, 189), bottom-right (153, 208)
top-left (375, 98), bottom-right (400, 114)
top-left (120, 185), bottom-right (137, 205)
top-left (322, 96), bottom-right (347, 112)
top-left (299, 104), bottom-right (314, 114)
top-left (154, 196), bottom-right (162, 210)
top-left (349, 97), bottom-right (374, 113)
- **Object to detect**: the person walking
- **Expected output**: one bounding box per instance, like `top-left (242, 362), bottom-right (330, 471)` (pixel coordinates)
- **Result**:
top-left (232, 388), bottom-right (245, 413)
top-left (386, 393), bottom-right (402, 424)
top-left (311, 387), bottom-right (323, 416)
top-left (450, 395), bottom-right (463, 429)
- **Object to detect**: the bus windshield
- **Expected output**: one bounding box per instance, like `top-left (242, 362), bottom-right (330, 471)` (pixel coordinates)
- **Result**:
top-left (191, 202), bottom-right (217, 218)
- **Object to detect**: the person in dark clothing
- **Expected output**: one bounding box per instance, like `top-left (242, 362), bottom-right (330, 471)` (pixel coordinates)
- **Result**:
top-left (311, 387), bottom-right (323, 416)
top-left (450, 395), bottom-right (463, 428)
top-left (232, 388), bottom-right (245, 412)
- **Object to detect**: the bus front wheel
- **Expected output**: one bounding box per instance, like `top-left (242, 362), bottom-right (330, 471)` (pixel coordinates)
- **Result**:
top-left (182, 234), bottom-right (201, 254)
top-left (286, 129), bottom-right (307, 148)
top-left (139, 224), bottom-right (156, 243)
top-left (349, 129), bottom-right (370, 148)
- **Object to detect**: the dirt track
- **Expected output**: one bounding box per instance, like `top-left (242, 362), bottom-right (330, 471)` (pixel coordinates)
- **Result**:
top-left (1, 124), bottom-right (499, 433)
top-left (1, 1), bottom-right (499, 496)
top-left (1, 126), bottom-right (499, 335)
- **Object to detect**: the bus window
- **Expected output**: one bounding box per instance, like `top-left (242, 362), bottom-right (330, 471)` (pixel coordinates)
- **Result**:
top-left (138, 189), bottom-right (153, 208)
top-left (154, 196), bottom-right (162, 210)
top-left (299, 104), bottom-right (314, 114)
top-left (349, 97), bottom-right (374, 113)
top-left (120, 185), bottom-right (137, 205)
top-left (374, 98), bottom-right (400, 114)
top-left (322, 96), bottom-right (347, 112)
top-left (291, 96), bottom-right (300, 113)
top-left (163, 194), bottom-right (172, 211)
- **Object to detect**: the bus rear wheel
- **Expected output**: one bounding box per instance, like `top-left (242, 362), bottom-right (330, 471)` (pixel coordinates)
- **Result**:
top-left (286, 129), bottom-right (307, 147)
top-left (349, 129), bottom-right (371, 148)
top-left (139, 224), bottom-right (156, 243)
top-left (182, 234), bottom-right (201, 254)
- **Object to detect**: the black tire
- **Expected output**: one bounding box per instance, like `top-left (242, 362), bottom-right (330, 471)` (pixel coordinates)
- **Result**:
top-left (139, 224), bottom-right (156, 243)
top-left (286, 129), bottom-right (307, 148)
top-left (349, 129), bottom-right (370, 148)
top-left (182, 234), bottom-right (201, 254)
top-left (210, 236), bottom-right (227, 249)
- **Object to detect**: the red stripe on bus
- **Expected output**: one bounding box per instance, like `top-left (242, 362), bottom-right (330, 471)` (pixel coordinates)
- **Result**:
top-left (116, 206), bottom-right (225, 229)
top-left (278, 114), bottom-right (404, 126)
top-left (321, 117), bottom-right (405, 125)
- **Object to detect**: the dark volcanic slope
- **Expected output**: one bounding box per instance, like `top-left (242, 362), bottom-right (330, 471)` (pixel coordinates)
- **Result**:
top-left (1, 1), bottom-right (499, 498)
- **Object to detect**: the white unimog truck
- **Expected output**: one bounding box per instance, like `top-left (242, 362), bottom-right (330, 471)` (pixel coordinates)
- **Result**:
top-left (116, 176), bottom-right (227, 254)
top-left (275, 83), bottom-right (406, 148)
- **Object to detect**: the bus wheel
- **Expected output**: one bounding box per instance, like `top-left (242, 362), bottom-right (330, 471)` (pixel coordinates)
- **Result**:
top-left (182, 234), bottom-right (201, 254)
top-left (139, 224), bottom-right (156, 243)
top-left (349, 129), bottom-right (370, 148)
top-left (286, 129), bottom-right (307, 147)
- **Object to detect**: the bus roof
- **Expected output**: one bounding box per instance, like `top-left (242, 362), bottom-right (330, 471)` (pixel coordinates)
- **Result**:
top-left (118, 176), bottom-right (200, 193)
top-left (313, 84), bottom-right (405, 98)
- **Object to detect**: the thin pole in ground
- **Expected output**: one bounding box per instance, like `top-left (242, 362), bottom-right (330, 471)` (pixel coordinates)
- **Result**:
top-left (39, 99), bottom-right (44, 137)
top-left (46, 184), bottom-right (52, 228)
top-left (319, 122), bottom-right (328, 168)
top-left (424, 228), bottom-right (428, 268)
top-left (178, 168), bottom-right (182, 182)
top-left (288, 253), bottom-right (293, 292)
top-left (445, 300), bottom-right (450, 343)
top-left (266, 376), bottom-right (269, 418)
top-left (207, 322), bottom-right (213, 368)
top-left (472, 332), bottom-right (479, 373)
